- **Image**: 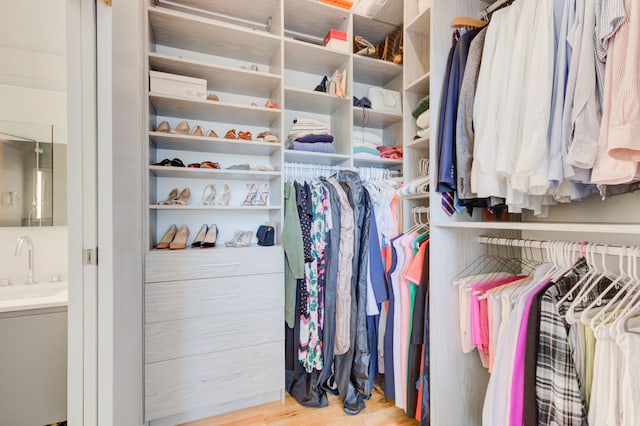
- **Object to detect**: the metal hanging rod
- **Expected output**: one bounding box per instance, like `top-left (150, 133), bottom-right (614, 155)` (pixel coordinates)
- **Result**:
top-left (479, 0), bottom-right (513, 20)
top-left (477, 236), bottom-right (640, 257)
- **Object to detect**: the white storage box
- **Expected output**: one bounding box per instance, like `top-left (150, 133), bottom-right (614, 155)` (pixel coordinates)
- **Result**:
top-left (149, 70), bottom-right (207, 99)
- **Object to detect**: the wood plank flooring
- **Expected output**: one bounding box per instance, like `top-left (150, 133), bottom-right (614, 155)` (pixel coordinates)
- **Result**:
top-left (181, 387), bottom-right (419, 426)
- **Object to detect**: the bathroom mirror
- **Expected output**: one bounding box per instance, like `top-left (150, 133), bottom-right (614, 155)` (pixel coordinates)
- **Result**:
top-left (0, 121), bottom-right (67, 227)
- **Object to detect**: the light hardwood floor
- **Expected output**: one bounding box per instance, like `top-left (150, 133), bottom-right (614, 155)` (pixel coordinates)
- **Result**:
top-left (181, 387), bottom-right (420, 426)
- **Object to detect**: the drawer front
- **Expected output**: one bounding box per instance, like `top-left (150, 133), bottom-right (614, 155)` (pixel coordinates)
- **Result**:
top-left (145, 246), bottom-right (284, 283)
top-left (145, 308), bottom-right (283, 363)
top-left (145, 342), bottom-right (283, 421)
top-left (145, 273), bottom-right (283, 323)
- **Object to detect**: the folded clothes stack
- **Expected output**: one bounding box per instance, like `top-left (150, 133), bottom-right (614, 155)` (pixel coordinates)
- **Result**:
top-left (412, 95), bottom-right (430, 139)
top-left (286, 118), bottom-right (336, 153)
top-left (353, 129), bottom-right (383, 159)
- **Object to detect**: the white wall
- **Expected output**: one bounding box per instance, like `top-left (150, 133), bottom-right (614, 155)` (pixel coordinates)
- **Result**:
top-left (0, 0), bottom-right (67, 282)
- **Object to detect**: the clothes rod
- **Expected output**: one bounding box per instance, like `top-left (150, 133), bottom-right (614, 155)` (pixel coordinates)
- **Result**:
top-left (479, 0), bottom-right (511, 18)
top-left (477, 236), bottom-right (638, 257)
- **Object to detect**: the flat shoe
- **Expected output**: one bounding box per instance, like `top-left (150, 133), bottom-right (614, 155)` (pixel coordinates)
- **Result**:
top-left (207, 93), bottom-right (219, 101)
top-left (264, 99), bottom-right (279, 109)
top-left (169, 158), bottom-right (185, 167)
top-left (225, 163), bottom-right (251, 170)
top-left (191, 125), bottom-right (204, 136)
top-left (224, 129), bottom-right (237, 139)
top-left (207, 130), bottom-right (218, 138)
top-left (187, 162), bottom-right (201, 168)
top-left (238, 131), bottom-right (252, 140)
top-left (152, 158), bottom-right (171, 166)
top-left (155, 121), bottom-right (170, 133)
top-left (200, 161), bottom-right (220, 169)
top-left (171, 120), bottom-right (190, 135)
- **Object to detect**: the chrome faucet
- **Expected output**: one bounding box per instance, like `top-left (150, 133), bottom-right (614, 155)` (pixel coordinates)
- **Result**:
top-left (14, 235), bottom-right (37, 284)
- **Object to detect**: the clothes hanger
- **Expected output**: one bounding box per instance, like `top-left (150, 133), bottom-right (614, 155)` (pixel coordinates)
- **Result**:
top-left (557, 241), bottom-right (593, 309)
top-left (566, 243), bottom-right (612, 324)
top-left (588, 247), bottom-right (633, 330)
top-left (600, 247), bottom-right (640, 331)
top-left (450, 17), bottom-right (487, 29)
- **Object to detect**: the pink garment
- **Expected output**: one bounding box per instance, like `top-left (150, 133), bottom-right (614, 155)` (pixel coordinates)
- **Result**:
top-left (591, 0), bottom-right (640, 183)
top-left (509, 278), bottom-right (553, 426)
top-left (399, 232), bottom-right (417, 408)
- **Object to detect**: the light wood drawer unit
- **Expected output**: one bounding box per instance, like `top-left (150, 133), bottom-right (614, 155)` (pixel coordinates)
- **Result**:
top-left (145, 246), bottom-right (284, 283)
top-left (145, 308), bottom-right (283, 363)
top-left (145, 341), bottom-right (283, 422)
top-left (145, 273), bottom-right (283, 323)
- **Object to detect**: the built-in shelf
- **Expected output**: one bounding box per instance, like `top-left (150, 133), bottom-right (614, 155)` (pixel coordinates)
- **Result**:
top-left (406, 5), bottom-right (431, 34)
top-left (402, 193), bottom-right (430, 200)
top-left (150, 205), bottom-right (281, 211)
top-left (353, 55), bottom-right (403, 86)
top-left (159, 0), bottom-right (280, 30)
top-left (284, 87), bottom-right (350, 114)
top-left (353, 10), bottom-right (401, 44)
top-left (353, 157), bottom-right (403, 169)
top-left (284, 39), bottom-right (350, 75)
top-left (149, 243), bottom-right (282, 254)
top-left (284, 150), bottom-right (351, 166)
top-left (149, 165), bottom-right (281, 181)
top-left (148, 53), bottom-right (281, 98)
top-left (148, 7), bottom-right (281, 64)
top-left (149, 132), bottom-right (282, 156)
top-left (433, 221), bottom-right (640, 234)
top-left (406, 72), bottom-right (430, 94)
top-left (149, 93), bottom-right (281, 127)
top-left (353, 107), bottom-right (403, 128)
top-left (283, 0), bottom-right (350, 41)
top-left (406, 135), bottom-right (429, 149)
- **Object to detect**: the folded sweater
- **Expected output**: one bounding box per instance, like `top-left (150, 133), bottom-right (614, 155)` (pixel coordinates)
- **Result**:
top-left (412, 95), bottom-right (430, 118)
top-left (416, 109), bottom-right (431, 129)
top-left (295, 134), bottom-right (334, 143)
top-left (289, 141), bottom-right (336, 153)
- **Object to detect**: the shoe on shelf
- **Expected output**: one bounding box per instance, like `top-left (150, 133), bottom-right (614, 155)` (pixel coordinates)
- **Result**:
top-left (314, 75), bottom-right (328, 92)
top-left (252, 164), bottom-right (274, 172)
top-left (175, 188), bottom-right (191, 205)
top-left (153, 158), bottom-right (185, 167)
top-left (201, 224), bottom-right (218, 248)
top-left (160, 188), bottom-right (179, 205)
top-left (225, 230), bottom-right (244, 247)
top-left (156, 224), bottom-right (177, 249)
top-left (188, 162), bottom-right (201, 168)
top-left (257, 131), bottom-right (279, 143)
top-left (226, 163), bottom-right (251, 170)
top-left (207, 130), bottom-right (218, 138)
top-left (264, 100), bottom-right (279, 109)
top-left (200, 161), bottom-right (220, 169)
top-left (171, 120), bottom-right (190, 135)
top-left (169, 225), bottom-right (190, 250)
top-left (238, 131), bottom-right (252, 140)
top-left (202, 184), bottom-right (217, 205)
top-left (191, 125), bottom-right (204, 136)
top-left (237, 231), bottom-right (253, 247)
top-left (155, 121), bottom-right (170, 133)
top-left (254, 183), bottom-right (269, 206)
top-left (242, 184), bottom-right (258, 206)
top-left (191, 224), bottom-right (208, 248)
top-left (207, 93), bottom-right (219, 101)
top-left (224, 129), bottom-right (237, 139)
top-left (216, 184), bottom-right (231, 206)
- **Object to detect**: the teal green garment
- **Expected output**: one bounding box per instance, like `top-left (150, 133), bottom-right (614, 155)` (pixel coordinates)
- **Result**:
top-left (282, 181), bottom-right (305, 328)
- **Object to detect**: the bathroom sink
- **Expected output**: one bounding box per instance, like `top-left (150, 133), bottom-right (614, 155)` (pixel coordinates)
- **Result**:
top-left (0, 282), bottom-right (67, 301)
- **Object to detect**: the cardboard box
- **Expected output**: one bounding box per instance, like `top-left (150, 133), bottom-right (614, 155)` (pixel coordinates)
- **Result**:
top-left (323, 29), bottom-right (348, 53)
top-left (149, 70), bottom-right (207, 99)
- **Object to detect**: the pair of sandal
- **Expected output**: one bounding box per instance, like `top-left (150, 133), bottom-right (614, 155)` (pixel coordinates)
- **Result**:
top-left (156, 224), bottom-right (189, 250)
top-left (202, 184), bottom-right (231, 206)
top-left (241, 183), bottom-right (269, 206)
top-left (155, 120), bottom-right (218, 138)
top-left (159, 187), bottom-right (191, 205)
top-left (153, 158), bottom-right (185, 167)
top-left (353, 96), bottom-right (372, 108)
top-left (225, 230), bottom-right (253, 248)
top-left (191, 224), bottom-right (218, 248)
top-left (224, 129), bottom-right (252, 140)
top-left (187, 161), bottom-right (220, 169)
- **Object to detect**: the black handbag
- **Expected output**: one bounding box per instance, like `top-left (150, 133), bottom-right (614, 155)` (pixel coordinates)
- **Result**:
top-left (257, 225), bottom-right (275, 246)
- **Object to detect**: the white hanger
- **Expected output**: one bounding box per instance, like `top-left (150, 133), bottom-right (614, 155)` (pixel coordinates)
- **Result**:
top-left (602, 247), bottom-right (640, 335)
top-left (557, 241), bottom-right (592, 308)
top-left (566, 244), bottom-right (613, 324)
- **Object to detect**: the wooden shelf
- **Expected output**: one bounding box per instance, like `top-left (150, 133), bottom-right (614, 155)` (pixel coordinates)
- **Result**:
top-left (353, 157), bottom-right (403, 169)
top-left (284, 87), bottom-right (350, 114)
top-left (150, 205), bottom-right (281, 211)
top-left (283, 0), bottom-right (349, 41)
top-left (406, 5), bottom-right (431, 34)
top-left (148, 53), bottom-right (281, 98)
top-left (406, 72), bottom-right (430, 94)
top-left (406, 135), bottom-right (429, 149)
top-left (148, 7), bottom-right (280, 64)
top-left (284, 151), bottom-right (351, 166)
top-left (149, 93), bottom-right (281, 127)
top-left (353, 55), bottom-right (403, 86)
top-left (149, 132), bottom-right (282, 156)
top-left (149, 165), bottom-right (281, 181)
top-left (284, 39), bottom-right (350, 75)
top-left (432, 221), bottom-right (640, 234)
top-left (353, 107), bottom-right (403, 128)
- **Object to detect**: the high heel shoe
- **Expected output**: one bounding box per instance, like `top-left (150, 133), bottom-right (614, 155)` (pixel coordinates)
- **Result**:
top-left (225, 230), bottom-right (244, 247)
top-left (241, 184), bottom-right (257, 206)
top-left (202, 184), bottom-right (217, 205)
top-left (169, 225), bottom-right (189, 250)
top-left (175, 188), bottom-right (191, 205)
top-left (216, 184), bottom-right (231, 206)
top-left (201, 224), bottom-right (218, 248)
top-left (160, 188), bottom-right (179, 205)
top-left (191, 224), bottom-right (208, 247)
top-left (254, 183), bottom-right (269, 206)
top-left (156, 224), bottom-right (177, 249)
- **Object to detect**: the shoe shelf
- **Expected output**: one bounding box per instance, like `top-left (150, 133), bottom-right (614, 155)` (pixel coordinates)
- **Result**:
top-left (149, 7), bottom-right (281, 64)
top-left (284, 151), bottom-right (352, 166)
top-left (149, 53), bottom-right (281, 99)
top-left (150, 205), bottom-right (282, 211)
top-left (149, 132), bottom-right (282, 156)
top-left (401, 193), bottom-right (430, 200)
top-left (284, 39), bottom-right (350, 75)
top-left (284, 87), bottom-right (350, 115)
top-left (406, 72), bottom-right (430, 95)
top-left (406, 4), bottom-right (431, 35)
top-left (406, 135), bottom-right (429, 149)
top-left (353, 107), bottom-right (403, 129)
top-left (353, 55), bottom-right (403, 87)
top-left (283, 0), bottom-right (350, 42)
top-left (149, 166), bottom-right (281, 181)
top-left (149, 93), bottom-right (281, 128)
top-left (353, 157), bottom-right (403, 169)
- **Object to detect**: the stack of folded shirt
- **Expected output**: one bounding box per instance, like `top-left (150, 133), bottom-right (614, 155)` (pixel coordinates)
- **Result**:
top-left (353, 129), bottom-right (383, 158)
top-left (412, 95), bottom-right (430, 139)
top-left (287, 118), bottom-right (336, 153)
